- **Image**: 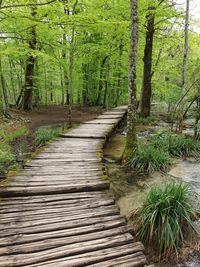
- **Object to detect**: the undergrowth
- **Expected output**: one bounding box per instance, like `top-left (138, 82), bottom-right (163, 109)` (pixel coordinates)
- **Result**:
top-left (151, 131), bottom-right (200, 157)
top-left (128, 131), bottom-right (200, 173)
top-left (0, 126), bottom-right (28, 175)
top-left (128, 145), bottom-right (171, 173)
top-left (0, 143), bottom-right (16, 175)
top-left (36, 128), bottom-right (60, 145)
top-left (135, 182), bottom-right (199, 256)
top-left (137, 116), bottom-right (158, 125)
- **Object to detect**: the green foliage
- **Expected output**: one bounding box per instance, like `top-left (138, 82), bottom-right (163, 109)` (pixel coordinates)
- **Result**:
top-left (151, 131), bottom-right (200, 157)
top-left (136, 182), bottom-right (199, 255)
top-left (0, 126), bottom-right (26, 174)
top-left (128, 144), bottom-right (171, 173)
top-left (0, 127), bottom-right (28, 142)
top-left (137, 115), bottom-right (158, 125)
top-left (4, 128), bottom-right (28, 142)
top-left (0, 142), bottom-right (16, 175)
top-left (36, 128), bottom-right (60, 145)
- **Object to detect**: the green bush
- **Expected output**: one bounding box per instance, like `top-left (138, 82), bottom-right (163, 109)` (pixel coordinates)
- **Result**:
top-left (151, 131), bottom-right (200, 157)
top-left (128, 145), bottom-right (171, 173)
top-left (36, 128), bottom-right (60, 145)
top-left (0, 147), bottom-right (16, 175)
top-left (137, 116), bottom-right (158, 125)
top-left (136, 182), bottom-right (198, 255)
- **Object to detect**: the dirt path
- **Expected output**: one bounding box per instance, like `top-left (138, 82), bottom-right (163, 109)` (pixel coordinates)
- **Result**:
top-left (5, 105), bottom-right (102, 131)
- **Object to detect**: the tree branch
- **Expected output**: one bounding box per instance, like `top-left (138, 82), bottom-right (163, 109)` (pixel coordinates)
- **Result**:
top-left (0, 0), bottom-right (56, 9)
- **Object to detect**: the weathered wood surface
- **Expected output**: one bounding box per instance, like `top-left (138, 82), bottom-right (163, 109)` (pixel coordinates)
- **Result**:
top-left (0, 106), bottom-right (147, 267)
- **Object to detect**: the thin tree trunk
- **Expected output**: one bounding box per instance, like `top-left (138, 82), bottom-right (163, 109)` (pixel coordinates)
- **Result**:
top-left (103, 60), bottom-right (110, 110)
top-left (123, 0), bottom-right (139, 161)
top-left (0, 57), bottom-right (9, 108)
top-left (33, 59), bottom-right (40, 107)
top-left (67, 27), bottom-right (75, 127)
top-left (62, 32), bottom-right (69, 105)
top-left (194, 91), bottom-right (200, 139)
top-left (60, 66), bottom-right (65, 105)
top-left (140, 7), bottom-right (155, 118)
top-left (182, 0), bottom-right (189, 96)
top-left (115, 43), bottom-right (123, 107)
top-left (96, 55), bottom-right (109, 106)
top-left (9, 59), bottom-right (17, 105)
top-left (82, 63), bottom-right (89, 105)
top-left (177, 0), bottom-right (190, 131)
top-left (20, 8), bottom-right (37, 111)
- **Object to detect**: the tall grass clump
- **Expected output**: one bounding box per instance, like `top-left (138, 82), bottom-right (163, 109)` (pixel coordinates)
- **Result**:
top-left (128, 145), bottom-right (171, 173)
top-left (151, 131), bottom-right (200, 157)
top-left (36, 128), bottom-right (60, 145)
top-left (136, 182), bottom-right (199, 256)
top-left (137, 115), bottom-right (158, 126)
top-left (0, 143), bottom-right (16, 175)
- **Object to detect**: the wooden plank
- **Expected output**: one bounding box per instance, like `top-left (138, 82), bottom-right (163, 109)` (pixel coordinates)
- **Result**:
top-left (0, 199), bottom-right (114, 214)
top-left (0, 211), bottom-right (123, 237)
top-left (0, 206), bottom-right (119, 223)
top-left (0, 217), bottom-right (126, 246)
top-left (86, 253), bottom-right (146, 267)
top-left (0, 191), bottom-right (108, 202)
top-left (0, 181), bottom-right (110, 196)
top-left (0, 225), bottom-right (130, 255)
top-left (0, 234), bottom-right (135, 267)
top-left (27, 243), bottom-right (144, 267)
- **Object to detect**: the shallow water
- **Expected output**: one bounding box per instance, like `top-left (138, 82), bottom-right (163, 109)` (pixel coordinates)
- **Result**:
top-left (169, 159), bottom-right (200, 208)
top-left (169, 159), bottom-right (200, 266)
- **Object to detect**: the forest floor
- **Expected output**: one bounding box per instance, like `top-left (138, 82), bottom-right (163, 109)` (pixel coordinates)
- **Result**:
top-left (104, 118), bottom-right (200, 267)
top-left (1, 105), bottom-right (102, 130)
top-left (0, 105), bottom-right (102, 177)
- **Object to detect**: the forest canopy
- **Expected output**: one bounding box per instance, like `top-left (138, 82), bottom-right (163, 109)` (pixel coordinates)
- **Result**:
top-left (0, 0), bottom-right (199, 114)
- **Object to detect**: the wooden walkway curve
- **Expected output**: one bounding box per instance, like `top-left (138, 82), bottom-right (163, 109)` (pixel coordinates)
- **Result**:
top-left (0, 106), bottom-right (147, 267)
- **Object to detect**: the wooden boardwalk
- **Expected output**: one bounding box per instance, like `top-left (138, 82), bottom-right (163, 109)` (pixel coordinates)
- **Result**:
top-left (0, 106), bottom-right (147, 267)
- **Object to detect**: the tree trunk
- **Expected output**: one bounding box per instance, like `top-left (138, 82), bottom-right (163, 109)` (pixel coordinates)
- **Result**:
top-left (9, 59), bottom-right (17, 105)
top-left (177, 0), bottom-right (190, 131)
top-left (140, 7), bottom-right (155, 118)
top-left (82, 63), bottom-right (89, 105)
top-left (123, 0), bottom-right (139, 161)
top-left (103, 60), bottom-right (110, 110)
top-left (67, 27), bottom-right (75, 127)
top-left (62, 32), bottom-right (69, 105)
top-left (0, 57), bottom-right (9, 108)
top-left (96, 55), bottom-right (109, 106)
top-left (182, 0), bottom-right (189, 97)
top-left (115, 43), bottom-right (123, 107)
top-left (21, 8), bottom-right (37, 111)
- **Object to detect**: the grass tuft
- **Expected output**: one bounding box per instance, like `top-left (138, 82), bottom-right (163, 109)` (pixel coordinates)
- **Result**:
top-left (36, 128), bottom-right (60, 145)
top-left (0, 143), bottom-right (16, 175)
top-left (136, 181), bottom-right (199, 256)
top-left (151, 131), bottom-right (200, 157)
top-left (128, 145), bottom-right (171, 173)
top-left (137, 116), bottom-right (158, 125)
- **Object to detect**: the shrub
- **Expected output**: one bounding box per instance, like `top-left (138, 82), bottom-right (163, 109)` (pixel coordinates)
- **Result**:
top-left (36, 128), bottom-right (60, 145)
top-left (136, 182), bottom-right (199, 255)
top-left (128, 145), bottom-right (171, 173)
top-left (137, 116), bottom-right (158, 126)
top-left (0, 144), bottom-right (16, 175)
top-left (151, 131), bottom-right (200, 157)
